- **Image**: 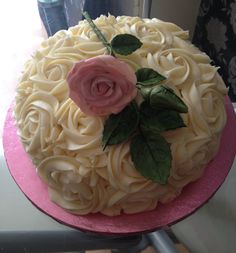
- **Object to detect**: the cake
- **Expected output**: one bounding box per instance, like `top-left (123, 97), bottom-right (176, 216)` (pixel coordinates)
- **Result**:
top-left (14, 15), bottom-right (228, 216)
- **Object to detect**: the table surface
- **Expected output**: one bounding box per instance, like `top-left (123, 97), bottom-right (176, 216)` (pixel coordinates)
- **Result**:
top-left (1, 2), bottom-right (236, 253)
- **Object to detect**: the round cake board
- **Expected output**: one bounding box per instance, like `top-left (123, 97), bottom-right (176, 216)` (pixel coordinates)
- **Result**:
top-left (3, 99), bottom-right (236, 235)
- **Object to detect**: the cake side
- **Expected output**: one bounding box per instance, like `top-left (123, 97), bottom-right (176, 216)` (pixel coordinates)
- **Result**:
top-left (14, 15), bottom-right (228, 216)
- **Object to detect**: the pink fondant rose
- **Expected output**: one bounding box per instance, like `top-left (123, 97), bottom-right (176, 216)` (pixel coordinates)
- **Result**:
top-left (67, 55), bottom-right (137, 116)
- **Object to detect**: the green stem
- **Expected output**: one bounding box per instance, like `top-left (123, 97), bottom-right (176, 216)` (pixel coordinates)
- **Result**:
top-left (82, 11), bottom-right (115, 56)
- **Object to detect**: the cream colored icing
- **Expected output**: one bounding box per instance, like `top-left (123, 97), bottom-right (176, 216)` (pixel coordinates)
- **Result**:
top-left (14, 15), bottom-right (228, 216)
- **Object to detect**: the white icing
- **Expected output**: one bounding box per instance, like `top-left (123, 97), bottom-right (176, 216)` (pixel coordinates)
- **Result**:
top-left (37, 156), bottom-right (110, 214)
top-left (55, 99), bottom-right (105, 156)
top-left (14, 15), bottom-right (227, 216)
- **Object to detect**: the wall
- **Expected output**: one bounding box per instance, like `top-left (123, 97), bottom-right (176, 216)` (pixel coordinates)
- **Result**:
top-left (150, 0), bottom-right (201, 39)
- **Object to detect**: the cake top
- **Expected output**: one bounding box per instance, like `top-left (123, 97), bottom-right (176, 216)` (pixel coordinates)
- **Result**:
top-left (14, 14), bottom-right (228, 216)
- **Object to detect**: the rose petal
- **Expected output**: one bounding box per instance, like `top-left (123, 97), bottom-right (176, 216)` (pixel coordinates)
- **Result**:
top-left (91, 78), bottom-right (114, 97)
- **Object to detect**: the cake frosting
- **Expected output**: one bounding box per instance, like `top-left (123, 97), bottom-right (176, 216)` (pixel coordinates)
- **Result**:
top-left (14, 15), bottom-right (228, 216)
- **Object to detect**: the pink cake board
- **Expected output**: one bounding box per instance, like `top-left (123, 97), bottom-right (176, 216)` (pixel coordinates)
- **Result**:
top-left (3, 98), bottom-right (236, 235)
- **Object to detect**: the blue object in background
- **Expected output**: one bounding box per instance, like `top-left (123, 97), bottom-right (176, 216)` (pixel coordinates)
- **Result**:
top-left (38, 0), bottom-right (113, 36)
top-left (38, 0), bottom-right (152, 36)
top-left (83, 0), bottom-right (110, 19)
top-left (37, 0), bottom-right (68, 36)
top-left (63, 0), bottom-right (145, 27)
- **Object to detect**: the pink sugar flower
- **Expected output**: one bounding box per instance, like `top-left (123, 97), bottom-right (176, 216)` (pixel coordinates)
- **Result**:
top-left (67, 55), bottom-right (137, 116)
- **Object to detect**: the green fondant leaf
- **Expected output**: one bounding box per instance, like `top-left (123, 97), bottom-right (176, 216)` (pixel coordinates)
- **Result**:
top-left (111, 34), bottom-right (143, 55)
top-left (130, 129), bottom-right (172, 184)
top-left (140, 101), bottom-right (186, 133)
top-left (102, 101), bottom-right (139, 149)
top-left (136, 68), bottom-right (166, 86)
top-left (150, 85), bottom-right (188, 113)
